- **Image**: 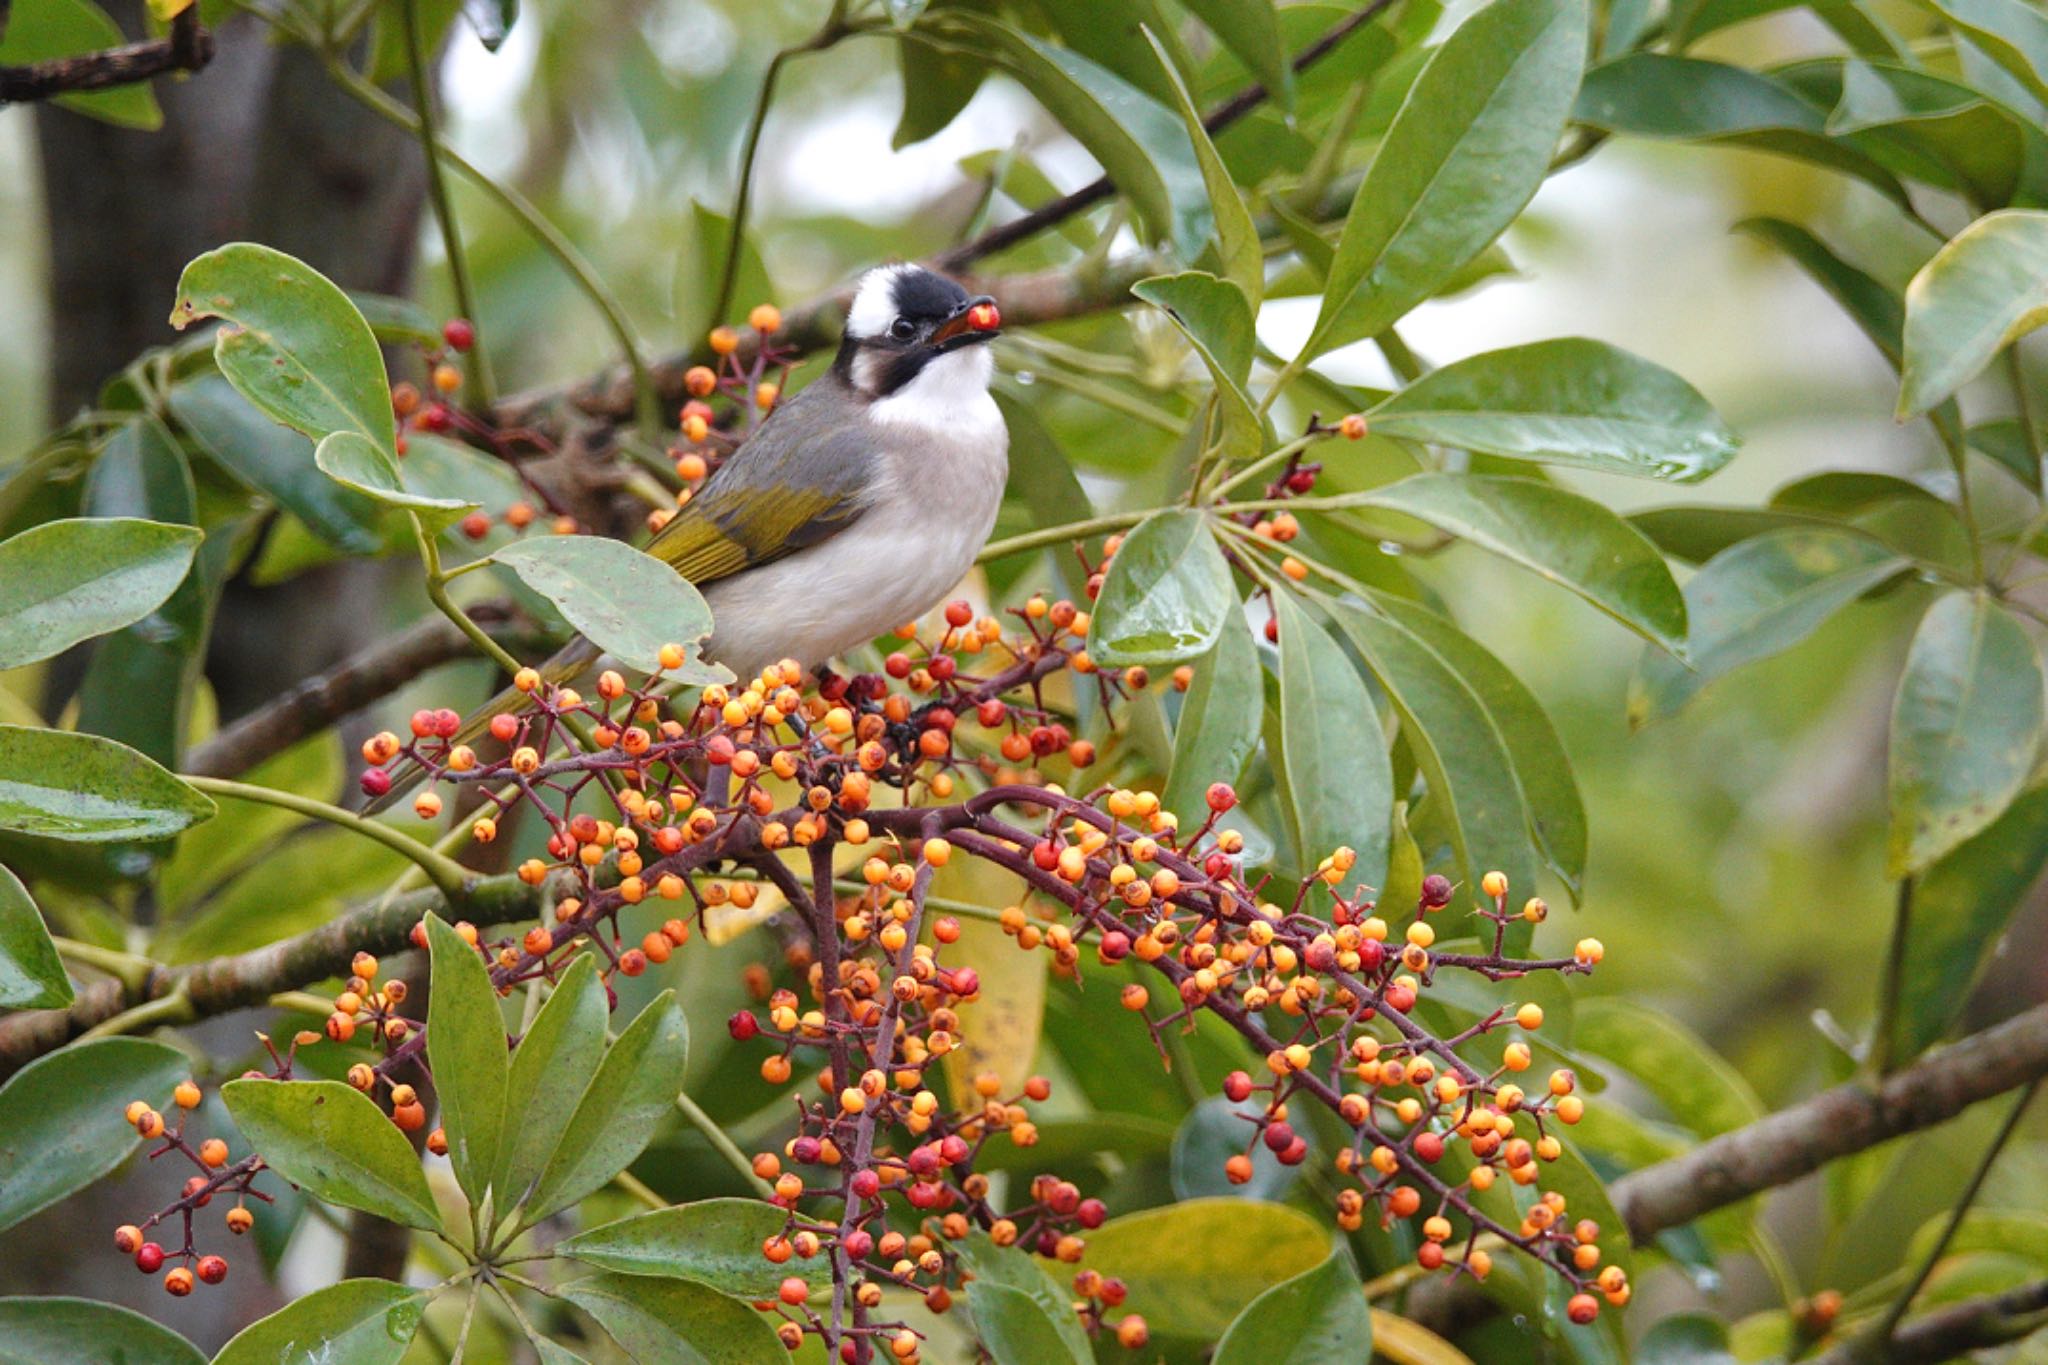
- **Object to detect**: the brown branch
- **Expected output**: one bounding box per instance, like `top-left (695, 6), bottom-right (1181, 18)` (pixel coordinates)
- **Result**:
top-left (184, 601), bottom-right (533, 780)
top-left (1609, 1000), bottom-right (2048, 1243)
top-left (0, 7), bottom-right (212, 105)
top-left (1809, 1279), bottom-right (2048, 1365)
top-left (928, 0), bottom-right (1396, 272)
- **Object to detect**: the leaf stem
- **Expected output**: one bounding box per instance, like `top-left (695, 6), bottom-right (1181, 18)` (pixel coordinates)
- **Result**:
top-left (51, 936), bottom-right (155, 993)
top-left (1873, 876), bottom-right (1914, 1075)
top-left (674, 1086), bottom-right (776, 1197)
top-left (79, 981), bottom-right (194, 1041)
top-left (400, 0), bottom-right (496, 407)
top-left (613, 1167), bottom-right (668, 1212)
top-left (182, 775), bottom-right (473, 903)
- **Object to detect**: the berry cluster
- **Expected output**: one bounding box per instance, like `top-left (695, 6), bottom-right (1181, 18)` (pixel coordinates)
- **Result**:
top-left (112, 1078), bottom-right (272, 1296)
top-left (659, 303), bottom-right (796, 536)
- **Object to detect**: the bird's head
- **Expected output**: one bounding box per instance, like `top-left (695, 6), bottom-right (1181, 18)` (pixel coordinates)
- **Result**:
top-left (837, 264), bottom-right (1001, 401)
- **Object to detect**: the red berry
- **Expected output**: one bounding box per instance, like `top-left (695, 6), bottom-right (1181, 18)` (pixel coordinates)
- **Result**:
top-left (885, 652), bottom-right (912, 679)
top-left (135, 1243), bottom-right (165, 1274)
top-left (728, 1011), bottom-right (759, 1041)
top-left (944, 600), bottom-right (974, 628)
top-left (1206, 782), bottom-right (1237, 813)
top-left (1421, 873), bottom-right (1453, 908)
top-left (967, 302), bottom-right (1001, 332)
top-left (1222, 1071), bottom-right (1253, 1102)
top-left (851, 1170), bottom-right (880, 1200)
top-left (196, 1254), bottom-right (227, 1284)
top-left (1077, 1198), bottom-right (1106, 1228)
top-left (359, 768), bottom-right (392, 797)
top-left (443, 318), bottom-right (476, 351)
top-left (418, 403), bottom-right (452, 433)
top-left (459, 511), bottom-right (490, 540)
top-left (432, 708), bottom-right (461, 738)
top-left (489, 713), bottom-right (520, 742)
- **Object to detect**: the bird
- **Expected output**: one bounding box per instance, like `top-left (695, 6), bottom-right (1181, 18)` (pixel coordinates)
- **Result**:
top-left (366, 263), bottom-right (1008, 808)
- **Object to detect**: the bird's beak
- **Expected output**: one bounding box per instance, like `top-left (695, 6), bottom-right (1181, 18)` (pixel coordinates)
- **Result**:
top-left (929, 296), bottom-right (1001, 352)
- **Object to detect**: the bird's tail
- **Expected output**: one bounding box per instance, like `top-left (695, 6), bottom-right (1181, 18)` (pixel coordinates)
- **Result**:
top-left (361, 635), bottom-right (604, 815)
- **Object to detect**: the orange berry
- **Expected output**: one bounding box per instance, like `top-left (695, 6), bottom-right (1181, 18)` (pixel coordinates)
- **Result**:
top-left (708, 326), bottom-right (740, 356)
top-left (749, 303), bottom-right (783, 334)
top-left (173, 1080), bottom-right (202, 1110)
top-left (199, 1138), bottom-right (229, 1168)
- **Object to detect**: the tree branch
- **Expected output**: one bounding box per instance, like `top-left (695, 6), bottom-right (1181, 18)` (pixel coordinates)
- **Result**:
top-left (183, 602), bottom-right (531, 780)
top-left (0, 7), bottom-right (212, 105)
top-left (1608, 1001), bottom-right (2048, 1242)
top-left (1808, 1278), bottom-right (2048, 1365)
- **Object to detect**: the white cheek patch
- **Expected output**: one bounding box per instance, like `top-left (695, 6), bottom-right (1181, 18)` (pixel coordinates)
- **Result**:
top-left (846, 264), bottom-right (912, 340)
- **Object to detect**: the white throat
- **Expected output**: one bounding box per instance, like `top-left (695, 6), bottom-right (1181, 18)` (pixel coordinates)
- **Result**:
top-left (868, 345), bottom-right (997, 434)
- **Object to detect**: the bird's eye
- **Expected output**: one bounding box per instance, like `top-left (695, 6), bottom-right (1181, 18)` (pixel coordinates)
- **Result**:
top-left (888, 317), bottom-right (917, 341)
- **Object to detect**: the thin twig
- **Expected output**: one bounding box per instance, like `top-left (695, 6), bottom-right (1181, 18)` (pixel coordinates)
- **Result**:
top-left (0, 7), bottom-right (212, 104)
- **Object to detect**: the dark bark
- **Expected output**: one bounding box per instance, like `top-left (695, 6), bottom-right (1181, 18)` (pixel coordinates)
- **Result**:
top-left (0, 7), bottom-right (212, 104)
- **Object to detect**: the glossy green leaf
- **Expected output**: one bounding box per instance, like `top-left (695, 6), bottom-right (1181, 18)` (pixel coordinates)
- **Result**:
top-left (495, 954), bottom-right (606, 1208)
top-left (1140, 30), bottom-right (1261, 301)
top-left (1076, 1198), bottom-right (1333, 1341)
top-left (1213, 1252), bottom-right (1372, 1365)
top-left (1305, 0), bottom-right (1587, 359)
top-left (1899, 210), bottom-right (2048, 417)
top-left (1162, 604), bottom-right (1261, 823)
top-left (1271, 591), bottom-right (1391, 892)
top-left (675, 199), bottom-right (776, 344)
top-left (0, 1038), bottom-right (186, 1234)
top-left (1370, 338), bottom-right (1738, 482)
top-left (1184, 0), bottom-right (1290, 109)
top-left (1331, 603), bottom-right (1537, 901)
top-left (1771, 471), bottom-right (1948, 518)
top-left (1968, 418), bottom-right (2043, 493)
top-left (970, 1281), bottom-right (1089, 1365)
top-left (314, 430), bottom-right (475, 529)
top-left (1810, 57), bottom-right (2048, 208)
top-left (0, 1297), bottom-right (205, 1365)
top-left (425, 914), bottom-right (508, 1210)
top-left (954, 1234), bottom-right (1095, 1363)
top-left (169, 243), bottom-right (395, 452)
top-left (1888, 591), bottom-right (2044, 876)
top-left (169, 375), bottom-right (385, 553)
top-left (1357, 475), bottom-right (1688, 654)
top-left (0, 0), bottom-right (161, 128)
top-left (559, 1198), bottom-right (791, 1295)
top-left (1032, 0), bottom-right (1188, 106)
top-left (524, 990), bottom-right (690, 1222)
top-left (1575, 55), bottom-right (1907, 206)
top-left (1132, 272), bottom-right (1263, 458)
top-left (1636, 1312), bottom-right (1737, 1365)
top-left (941, 15), bottom-right (1210, 258)
top-left (348, 291), bottom-right (445, 348)
top-left (492, 535), bottom-right (717, 677)
top-left (0, 864), bottom-right (71, 1010)
top-left (1089, 510), bottom-right (1237, 666)
top-left (560, 1273), bottom-right (784, 1365)
top-left (220, 1079), bottom-right (441, 1231)
top-left (1170, 1095), bottom-right (1302, 1202)
top-left (212, 1280), bottom-right (428, 1365)
top-left (1576, 999), bottom-right (1762, 1138)
top-left (1889, 785), bottom-right (2048, 1061)
top-left (0, 726), bottom-right (216, 843)
top-left (894, 41), bottom-right (983, 148)
top-left (0, 518), bottom-right (201, 670)
top-left (1931, 0), bottom-right (2048, 104)
top-left (1628, 506), bottom-right (1829, 564)
top-left (1631, 528), bottom-right (1906, 725)
top-left (1371, 596), bottom-right (1588, 898)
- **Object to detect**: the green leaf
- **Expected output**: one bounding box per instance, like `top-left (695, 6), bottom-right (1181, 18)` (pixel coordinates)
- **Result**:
top-left (1575, 999), bottom-right (1762, 1138)
top-left (220, 1079), bottom-right (441, 1232)
top-left (314, 430), bottom-right (476, 528)
top-left (424, 914), bottom-right (508, 1210)
top-left (1370, 596), bottom-right (1587, 899)
top-left (169, 375), bottom-right (385, 554)
top-left (0, 518), bottom-right (200, 670)
top-left (1171, 1095), bottom-right (1302, 1202)
top-left (0, 1297), bottom-right (205, 1365)
top-left (348, 290), bottom-right (446, 347)
top-left (1888, 786), bottom-right (2048, 1060)
top-left (1636, 1313), bottom-right (1737, 1365)
top-left (1213, 1252), bottom-right (1373, 1365)
top-left (1368, 338), bottom-right (1739, 482)
top-left (495, 954), bottom-right (606, 1208)
top-left (940, 15), bottom-right (1211, 258)
top-left (1088, 510), bottom-right (1237, 666)
top-left (954, 1234), bottom-right (1095, 1364)
top-left (894, 41), bottom-right (984, 148)
top-left (1899, 210), bottom-right (2048, 417)
top-left (1930, 0), bottom-right (2048, 105)
top-left (168, 243), bottom-right (395, 451)
top-left (1183, 0), bottom-right (1291, 111)
top-left (1628, 505), bottom-right (1829, 563)
top-left (1305, 0), bottom-right (1587, 360)
top-left (1076, 1198), bottom-right (1333, 1342)
top-left (676, 200), bottom-right (776, 340)
top-left (1132, 272), bottom-right (1264, 459)
top-left (1574, 55), bottom-right (1907, 207)
top-left (1629, 527), bottom-right (1908, 725)
top-left (1270, 591), bottom-right (1392, 892)
top-left (492, 535), bottom-right (718, 678)
top-left (559, 1198), bottom-right (792, 1295)
top-left (0, 864), bottom-right (72, 1010)
top-left (0, 1038), bottom-right (187, 1234)
top-left (1888, 591), bottom-right (2045, 877)
top-left (524, 990), bottom-right (690, 1222)
top-left (212, 1280), bottom-right (428, 1365)
top-left (970, 1281), bottom-right (1090, 1365)
top-left (0, 726), bottom-right (216, 843)
top-left (1812, 57), bottom-right (2048, 208)
top-left (0, 0), bottom-right (161, 128)
top-left (559, 1273), bottom-right (784, 1365)
top-left (1331, 603), bottom-right (1539, 902)
top-left (1968, 417), bottom-right (2043, 494)
top-left (1140, 30), bottom-right (1262, 302)
top-left (1162, 604), bottom-right (1261, 824)
top-left (1355, 474), bottom-right (1688, 654)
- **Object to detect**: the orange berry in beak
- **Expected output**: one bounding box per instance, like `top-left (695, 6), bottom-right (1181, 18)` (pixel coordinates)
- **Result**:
top-left (968, 302), bottom-right (1000, 332)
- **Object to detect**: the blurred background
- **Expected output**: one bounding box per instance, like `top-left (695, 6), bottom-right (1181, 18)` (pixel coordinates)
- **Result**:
top-left (3, 0), bottom-right (2043, 1355)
